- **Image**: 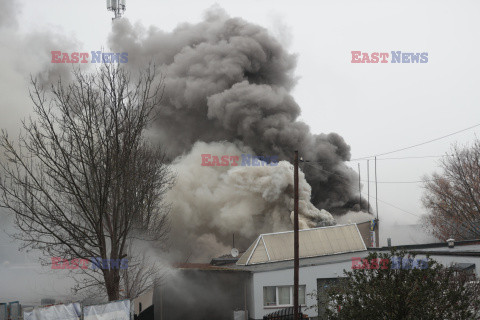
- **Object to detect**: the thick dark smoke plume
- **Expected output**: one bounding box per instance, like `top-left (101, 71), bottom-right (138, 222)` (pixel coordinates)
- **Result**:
top-left (108, 8), bottom-right (366, 259)
top-left (0, 0), bottom-right (370, 304)
top-left (108, 8), bottom-right (359, 210)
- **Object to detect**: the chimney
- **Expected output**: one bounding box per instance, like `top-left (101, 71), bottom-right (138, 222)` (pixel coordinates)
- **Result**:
top-left (447, 238), bottom-right (455, 248)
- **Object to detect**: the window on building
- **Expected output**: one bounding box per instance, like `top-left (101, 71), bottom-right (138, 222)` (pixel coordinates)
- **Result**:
top-left (263, 285), bottom-right (306, 307)
top-left (278, 286), bottom-right (290, 305)
top-left (263, 286), bottom-right (277, 306)
top-left (298, 285), bottom-right (306, 305)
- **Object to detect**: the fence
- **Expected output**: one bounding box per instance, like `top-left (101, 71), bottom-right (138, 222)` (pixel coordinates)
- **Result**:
top-left (263, 307), bottom-right (305, 320)
top-left (0, 303), bottom-right (6, 320)
top-left (0, 302), bottom-right (21, 320)
top-left (9, 302), bottom-right (20, 320)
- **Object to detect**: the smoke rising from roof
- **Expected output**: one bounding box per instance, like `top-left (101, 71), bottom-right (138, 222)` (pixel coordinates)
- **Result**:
top-left (107, 8), bottom-right (367, 258)
top-left (335, 211), bottom-right (375, 225)
top-left (166, 141), bottom-right (335, 260)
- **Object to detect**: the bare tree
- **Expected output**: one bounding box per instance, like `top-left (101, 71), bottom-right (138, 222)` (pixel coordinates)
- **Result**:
top-left (422, 138), bottom-right (480, 241)
top-left (0, 64), bottom-right (175, 301)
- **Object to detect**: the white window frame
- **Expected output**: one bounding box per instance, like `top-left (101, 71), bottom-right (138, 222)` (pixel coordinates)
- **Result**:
top-left (263, 285), bottom-right (306, 308)
top-left (263, 286), bottom-right (277, 307)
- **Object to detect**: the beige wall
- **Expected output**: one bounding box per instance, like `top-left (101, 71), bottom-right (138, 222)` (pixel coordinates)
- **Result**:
top-left (133, 289), bottom-right (153, 315)
top-left (356, 220), bottom-right (379, 248)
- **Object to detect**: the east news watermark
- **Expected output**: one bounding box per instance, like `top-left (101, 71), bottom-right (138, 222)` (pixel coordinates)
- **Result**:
top-left (51, 51), bottom-right (128, 64)
top-left (352, 257), bottom-right (429, 270)
top-left (351, 51), bottom-right (429, 63)
top-left (201, 154), bottom-right (279, 167)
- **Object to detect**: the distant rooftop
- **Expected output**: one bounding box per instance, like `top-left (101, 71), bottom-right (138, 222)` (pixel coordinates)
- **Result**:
top-left (379, 224), bottom-right (438, 246)
top-left (236, 224), bottom-right (367, 266)
top-left (210, 253), bottom-right (244, 266)
top-left (173, 263), bottom-right (244, 271)
top-left (371, 239), bottom-right (480, 257)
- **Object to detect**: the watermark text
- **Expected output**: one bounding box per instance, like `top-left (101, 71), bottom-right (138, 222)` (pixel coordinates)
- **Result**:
top-left (351, 51), bottom-right (428, 63)
top-left (201, 154), bottom-right (279, 167)
top-left (51, 51), bottom-right (128, 63)
top-left (351, 257), bottom-right (428, 270)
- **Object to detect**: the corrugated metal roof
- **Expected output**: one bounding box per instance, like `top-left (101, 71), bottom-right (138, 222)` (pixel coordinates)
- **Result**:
top-left (233, 251), bottom-right (367, 272)
top-left (236, 224), bottom-right (367, 266)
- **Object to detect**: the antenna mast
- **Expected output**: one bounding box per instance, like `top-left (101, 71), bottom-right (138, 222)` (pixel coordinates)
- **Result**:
top-left (107, 0), bottom-right (126, 20)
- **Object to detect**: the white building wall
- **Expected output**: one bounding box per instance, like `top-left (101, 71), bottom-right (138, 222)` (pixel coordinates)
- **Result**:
top-left (247, 273), bottom-right (255, 318)
top-left (250, 260), bottom-right (354, 319)
top-left (248, 253), bottom-right (480, 319)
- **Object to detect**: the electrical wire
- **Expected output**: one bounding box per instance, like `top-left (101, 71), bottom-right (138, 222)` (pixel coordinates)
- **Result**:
top-left (296, 124), bottom-right (479, 217)
top-left (353, 155), bottom-right (453, 161)
top-left (361, 180), bottom-right (424, 184)
top-left (351, 123), bottom-right (480, 161)
top-left (360, 178), bottom-right (444, 184)
top-left (302, 162), bottom-right (421, 218)
top-left (302, 154), bottom-right (454, 164)
top-left (302, 160), bottom-right (432, 184)
top-left (300, 124), bottom-right (476, 165)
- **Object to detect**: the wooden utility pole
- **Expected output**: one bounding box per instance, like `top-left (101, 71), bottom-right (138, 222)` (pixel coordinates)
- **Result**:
top-left (294, 150), bottom-right (299, 320)
top-left (375, 156), bottom-right (379, 219)
top-left (358, 163), bottom-right (361, 207)
top-left (375, 156), bottom-right (379, 248)
top-left (367, 160), bottom-right (370, 213)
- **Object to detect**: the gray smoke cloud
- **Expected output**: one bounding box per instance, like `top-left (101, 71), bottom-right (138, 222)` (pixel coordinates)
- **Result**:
top-left (0, 0), bottom-right (77, 139)
top-left (0, 0), bottom-right (18, 29)
top-left (0, 0), bottom-right (373, 304)
top-left (335, 211), bottom-right (374, 225)
top-left (166, 141), bottom-right (335, 260)
top-left (0, 0), bottom-right (83, 302)
top-left (1, 1), bottom-right (368, 273)
top-left (107, 8), bottom-right (367, 258)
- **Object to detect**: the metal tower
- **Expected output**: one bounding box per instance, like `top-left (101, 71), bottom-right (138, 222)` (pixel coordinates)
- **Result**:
top-left (107, 0), bottom-right (126, 20)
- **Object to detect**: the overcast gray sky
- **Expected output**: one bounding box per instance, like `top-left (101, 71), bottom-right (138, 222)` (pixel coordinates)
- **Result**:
top-left (1, 0), bottom-right (479, 302)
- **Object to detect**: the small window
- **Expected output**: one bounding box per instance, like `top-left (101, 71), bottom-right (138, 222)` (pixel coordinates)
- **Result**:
top-left (263, 286), bottom-right (276, 306)
top-left (139, 302), bottom-right (142, 312)
top-left (263, 285), bottom-right (307, 307)
top-left (278, 286), bottom-right (290, 305)
top-left (298, 285), bottom-right (306, 305)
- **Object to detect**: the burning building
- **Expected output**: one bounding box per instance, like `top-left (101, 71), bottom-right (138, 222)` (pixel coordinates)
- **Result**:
top-left (108, 8), bottom-right (370, 261)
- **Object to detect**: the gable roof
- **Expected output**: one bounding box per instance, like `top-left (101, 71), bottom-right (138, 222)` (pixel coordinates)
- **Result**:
top-left (236, 223), bottom-right (367, 266)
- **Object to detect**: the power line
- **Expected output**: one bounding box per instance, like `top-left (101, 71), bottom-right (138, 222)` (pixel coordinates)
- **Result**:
top-left (351, 123), bottom-right (480, 161)
top-left (303, 162), bottom-right (421, 218)
top-left (303, 161), bottom-right (430, 184)
top-left (361, 180), bottom-right (424, 184)
top-left (372, 196), bottom-right (420, 218)
top-left (360, 178), bottom-right (444, 184)
top-left (355, 155), bottom-right (452, 161)
top-left (303, 154), bottom-right (454, 164)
